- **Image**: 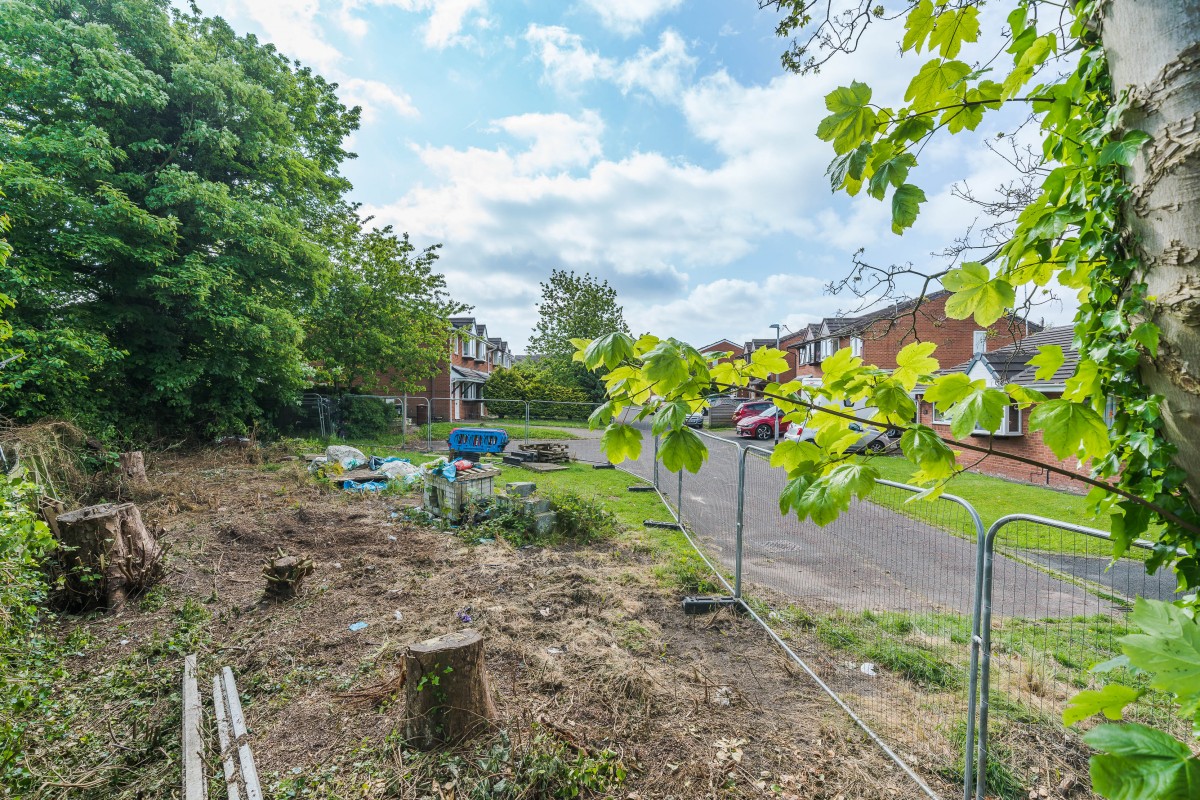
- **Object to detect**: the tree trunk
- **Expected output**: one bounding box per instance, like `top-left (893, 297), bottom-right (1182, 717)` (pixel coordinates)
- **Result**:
top-left (55, 502), bottom-right (163, 610)
top-left (1102, 3), bottom-right (1200, 503)
top-left (262, 554), bottom-right (314, 600)
top-left (402, 629), bottom-right (497, 748)
top-left (120, 451), bottom-right (149, 488)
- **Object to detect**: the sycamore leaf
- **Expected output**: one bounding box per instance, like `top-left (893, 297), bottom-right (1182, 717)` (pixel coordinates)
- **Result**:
top-left (1005, 383), bottom-right (1048, 408)
top-left (923, 372), bottom-right (974, 408)
top-left (867, 153), bottom-right (917, 200)
top-left (901, 0), bottom-right (935, 52)
top-left (1083, 724), bottom-right (1200, 800)
top-left (588, 400), bottom-right (615, 430)
top-left (660, 427), bottom-right (708, 473)
top-left (817, 81), bottom-right (878, 155)
top-left (1029, 399), bottom-right (1111, 459)
top-left (1063, 684), bottom-right (1143, 726)
top-left (872, 379), bottom-right (917, 424)
top-left (651, 400), bottom-right (689, 437)
top-left (584, 332), bottom-right (636, 370)
top-left (943, 262), bottom-right (1015, 326)
top-left (1131, 322), bottom-right (1160, 357)
top-left (770, 439), bottom-right (823, 473)
top-left (1099, 130), bottom-right (1152, 168)
top-left (601, 423), bottom-right (642, 464)
top-left (892, 341), bottom-right (939, 389)
top-left (749, 346), bottom-right (790, 376)
top-left (900, 424), bottom-right (957, 482)
top-left (1121, 598), bottom-right (1200, 718)
top-left (904, 59), bottom-right (971, 105)
top-left (948, 385), bottom-right (1008, 439)
top-left (927, 5), bottom-right (981, 59)
top-left (570, 337), bottom-right (592, 363)
top-left (1064, 359), bottom-right (1102, 403)
top-left (1028, 345), bottom-right (1064, 381)
top-left (643, 340), bottom-right (689, 390)
top-left (793, 464), bottom-right (880, 525)
top-left (891, 183), bottom-right (927, 234)
top-left (779, 474), bottom-right (814, 516)
top-left (820, 348), bottom-right (863, 382)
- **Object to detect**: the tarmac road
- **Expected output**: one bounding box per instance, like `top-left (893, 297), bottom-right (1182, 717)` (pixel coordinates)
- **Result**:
top-left (548, 429), bottom-right (1178, 617)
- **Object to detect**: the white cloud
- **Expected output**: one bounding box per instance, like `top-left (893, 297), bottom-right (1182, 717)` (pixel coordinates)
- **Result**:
top-left (580, 0), bottom-right (682, 36)
top-left (491, 111), bottom-right (604, 174)
top-left (340, 0), bottom-right (488, 49)
top-left (201, 0), bottom-right (344, 72)
top-left (338, 78), bottom-right (419, 121)
top-left (525, 25), bottom-right (695, 102)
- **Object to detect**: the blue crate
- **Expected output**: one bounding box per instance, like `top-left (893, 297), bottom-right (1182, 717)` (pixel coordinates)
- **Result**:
top-left (448, 428), bottom-right (510, 460)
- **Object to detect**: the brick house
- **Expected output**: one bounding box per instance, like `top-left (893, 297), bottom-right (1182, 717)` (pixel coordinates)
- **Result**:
top-left (403, 316), bottom-right (513, 422)
top-left (913, 325), bottom-right (1102, 491)
top-left (697, 339), bottom-right (745, 365)
top-left (788, 291), bottom-right (1039, 382)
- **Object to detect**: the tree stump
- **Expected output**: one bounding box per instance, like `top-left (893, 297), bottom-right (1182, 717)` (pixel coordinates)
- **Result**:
top-left (54, 502), bottom-right (163, 610)
top-left (262, 554), bottom-right (314, 600)
top-left (120, 451), bottom-right (149, 488)
top-left (402, 629), bottom-right (497, 748)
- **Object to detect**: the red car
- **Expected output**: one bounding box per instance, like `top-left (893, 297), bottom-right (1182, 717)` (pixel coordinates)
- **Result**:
top-left (735, 407), bottom-right (795, 440)
top-left (731, 400), bottom-right (774, 426)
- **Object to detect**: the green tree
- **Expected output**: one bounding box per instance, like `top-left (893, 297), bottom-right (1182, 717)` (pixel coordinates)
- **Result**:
top-left (528, 270), bottom-right (629, 403)
top-left (0, 0), bottom-right (358, 434)
top-left (583, 2), bottom-right (1200, 795)
top-left (304, 211), bottom-right (465, 393)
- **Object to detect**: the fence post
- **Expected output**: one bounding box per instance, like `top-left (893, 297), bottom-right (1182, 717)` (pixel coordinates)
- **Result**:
top-left (427, 402), bottom-right (433, 451)
top-left (677, 469), bottom-right (683, 522)
top-left (401, 395), bottom-right (408, 436)
top-left (524, 401), bottom-right (531, 445)
top-left (734, 446), bottom-right (747, 599)
top-left (963, 503), bottom-right (990, 800)
top-left (653, 435), bottom-right (660, 490)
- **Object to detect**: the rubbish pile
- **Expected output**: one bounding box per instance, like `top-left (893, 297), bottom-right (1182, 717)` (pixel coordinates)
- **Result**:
top-left (307, 445), bottom-right (425, 492)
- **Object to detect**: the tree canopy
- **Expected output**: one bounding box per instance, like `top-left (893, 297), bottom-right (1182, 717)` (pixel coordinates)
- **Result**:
top-left (0, 0), bottom-right (357, 434)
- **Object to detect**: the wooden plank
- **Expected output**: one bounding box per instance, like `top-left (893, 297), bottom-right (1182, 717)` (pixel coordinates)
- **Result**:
top-left (213, 676), bottom-right (242, 800)
top-left (182, 654), bottom-right (207, 800)
top-left (221, 667), bottom-right (264, 800)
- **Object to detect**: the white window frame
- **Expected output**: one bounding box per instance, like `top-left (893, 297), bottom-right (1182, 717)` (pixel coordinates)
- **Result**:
top-left (974, 404), bottom-right (1022, 436)
top-left (820, 338), bottom-right (837, 359)
top-left (973, 330), bottom-right (988, 355)
top-left (930, 403), bottom-right (953, 425)
top-left (850, 337), bottom-right (863, 357)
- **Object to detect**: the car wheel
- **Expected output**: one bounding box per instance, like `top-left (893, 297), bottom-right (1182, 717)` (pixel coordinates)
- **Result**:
top-left (867, 439), bottom-right (886, 453)
top-left (755, 424), bottom-right (773, 440)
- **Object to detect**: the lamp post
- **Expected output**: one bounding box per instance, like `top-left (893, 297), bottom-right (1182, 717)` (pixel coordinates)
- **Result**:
top-left (769, 323), bottom-right (782, 444)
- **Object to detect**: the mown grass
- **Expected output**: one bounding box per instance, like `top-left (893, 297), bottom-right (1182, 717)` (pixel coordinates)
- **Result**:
top-left (421, 420), bottom-right (583, 442)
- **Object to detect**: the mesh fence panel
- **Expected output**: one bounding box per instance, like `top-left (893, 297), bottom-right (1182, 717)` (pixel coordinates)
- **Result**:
top-left (978, 518), bottom-right (1189, 795)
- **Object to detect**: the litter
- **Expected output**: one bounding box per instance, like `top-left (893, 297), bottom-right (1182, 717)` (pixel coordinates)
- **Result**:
top-left (343, 479), bottom-right (387, 492)
top-left (348, 621), bottom-right (368, 632)
top-left (546, 647), bottom-right (565, 655)
top-left (387, 535), bottom-right (397, 541)
top-left (326, 445), bottom-right (366, 469)
top-left (457, 609), bottom-right (473, 623)
top-left (860, 662), bottom-right (877, 676)
top-left (394, 610), bottom-right (404, 622)
top-left (538, 607), bottom-right (550, 617)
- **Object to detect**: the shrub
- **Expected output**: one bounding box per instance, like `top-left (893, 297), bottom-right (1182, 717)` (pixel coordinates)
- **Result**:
top-left (337, 395), bottom-right (394, 439)
top-left (548, 491), bottom-right (619, 543)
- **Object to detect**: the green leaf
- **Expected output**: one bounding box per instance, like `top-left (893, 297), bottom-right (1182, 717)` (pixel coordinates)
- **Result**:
top-left (600, 423), bottom-right (642, 464)
top-left (927, 6), bottom-right (980, 59)
top-left (793, 464), bottom-right (879, 525)
top-left (770, 439), bottom-right (822, 473)
top-left (899, 424), bottom-right (957, 482)
top-left (868, 153), bottom-right (917, 200)
top-left (660, 427), bottom-right (708, 473)
top-left (891, 183), bottom-right (927, 234)
top-left (588, 400), bottom-right (615, 430)
top-left (904, 59), bottom-right (971, 105)
top-left (817, 82), bottom-right (879, 155)
top-left (1084, 724), bottom-right (1200, 800)
top-left (943, 262), bottom-right (1015, 326)
top-left (947, 385), bottom-right (1008, 439)
top-left (820, 348), bottom-right (863, 382)
top-left (643, 340), bottom-right (689, 390)
top-left (1029, 399), bottom-right (1111, 459)
top-left (779, 474), bottom-right (814, 516)
top-left (872, 379), bottom-right (917, 425)
top-left (1100, 130), bottom-right (1152, 167)
top-left (901, 0), bottom-right (935, 53)
top-left (1131, 322), bottom-right (1160, 357)
top-left (749, 347), bottom-right (789, 376)
top-left (924, 373), bottom-right (974, 408)
top-left (1063, 684), bottom-right (1143, 726)
top-left (1122, 598), bottom-right (1200, 718)
top-left (584, 332), bottom-right (636, 370)
top-left (1028, 345), bottom-right (1064, 381)
top-left (1004, 383), bottom-right (1048, 408)
top-left (651, 400), bottom-right (689, 437)
top-left (892, 341), bottom-right (939, 390)
top-left (1064, 359), bottom-right (1102, 403)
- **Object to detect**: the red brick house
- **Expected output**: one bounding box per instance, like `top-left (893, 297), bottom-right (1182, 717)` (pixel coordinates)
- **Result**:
top-left (788, 291), bottom-right (1038, 382)
top-left (697, 339), bottom-right (745, 364)
top-left (913, 325), bottom-right (1103, 491)
top-left (403, 316), bottom-right (513, 422)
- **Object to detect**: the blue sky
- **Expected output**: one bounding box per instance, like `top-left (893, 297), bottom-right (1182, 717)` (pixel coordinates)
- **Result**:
top-left (194, 0), bottom-right (1068, 351)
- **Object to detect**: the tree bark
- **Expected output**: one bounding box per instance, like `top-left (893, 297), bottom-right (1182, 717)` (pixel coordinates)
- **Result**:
top-left (402, 629), bottom-right (497, 748)
top-left (120, 451), bottom-right (149, 488)
top-left (1102, 2), bottom-right (1200, 503)
top-left (55, 502), bottom-right (163, 609)
top-left (262, 554), bottom-right (314, 600)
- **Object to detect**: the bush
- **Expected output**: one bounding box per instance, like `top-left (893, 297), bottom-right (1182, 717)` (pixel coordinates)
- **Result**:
top-left (483, 364), bottom-right (591, 421)
top-left (337, 395), bottom-right (394, 439)
top-left (472, 491), bottom-right (618, 547)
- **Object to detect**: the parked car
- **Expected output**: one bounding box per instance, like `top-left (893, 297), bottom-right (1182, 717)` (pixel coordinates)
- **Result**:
top-left (735, 407), bottom-right (795, 440)
top-left (784, 420), bottom-right (900, 453)
top-left (731, 400), bottom-right (774, 426)
top-left (684, 408), bottom-right (706, 428)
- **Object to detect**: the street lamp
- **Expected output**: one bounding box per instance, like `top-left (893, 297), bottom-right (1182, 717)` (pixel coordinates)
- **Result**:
top-left (769, 323), bottom-right (782, 443)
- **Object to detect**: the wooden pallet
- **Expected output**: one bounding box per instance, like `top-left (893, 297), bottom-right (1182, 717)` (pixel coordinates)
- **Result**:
top-left (516, 443), bottom-right (570, 463)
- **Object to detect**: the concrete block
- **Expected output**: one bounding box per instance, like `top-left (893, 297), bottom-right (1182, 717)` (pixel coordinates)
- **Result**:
top-left (505, 481), bottom-right (537, 497)
top-left (534, 511), bottom-right (556, 536)
top-left (525, 497), bottom-right (552, 514)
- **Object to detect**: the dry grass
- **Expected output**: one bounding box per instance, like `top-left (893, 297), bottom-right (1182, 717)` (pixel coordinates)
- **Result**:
top-left (17, 444), bottom-right (958, 800)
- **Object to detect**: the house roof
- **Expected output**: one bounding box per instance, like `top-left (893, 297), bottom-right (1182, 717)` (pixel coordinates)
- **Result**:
top-left (697, 339), bottom-right (742, 352)
top-left (449, 316), bottom-right (476, 328)
top-left (967, 325), bottom-right (1077, 386)
top-left (451, 365), bottom-right (490, 384)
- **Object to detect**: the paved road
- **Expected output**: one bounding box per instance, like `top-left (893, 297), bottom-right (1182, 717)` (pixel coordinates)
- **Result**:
top-left (545, 430), bottom-right (1176, 617)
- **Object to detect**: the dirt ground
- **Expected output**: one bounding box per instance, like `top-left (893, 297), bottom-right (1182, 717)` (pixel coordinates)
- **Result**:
top-left (25, 445), bottom-right (963, 800)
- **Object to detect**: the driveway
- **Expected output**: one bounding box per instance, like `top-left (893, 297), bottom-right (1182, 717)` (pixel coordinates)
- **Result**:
top-left (556, 432), bottom-right (1170, 618)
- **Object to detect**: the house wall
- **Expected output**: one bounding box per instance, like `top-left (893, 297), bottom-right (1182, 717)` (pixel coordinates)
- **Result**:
top-left (914, 395), bottom-right (1093, 493)
top-left (380, 329), bottom-right (495, 422)
top-left (862, 294), bottom-right (1033, 370)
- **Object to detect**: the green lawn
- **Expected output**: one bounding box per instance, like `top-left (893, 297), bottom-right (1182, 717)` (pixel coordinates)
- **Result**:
top-left (420, 420), bottom-right (583, 441)
top-left (862, 456), bottom-right (1154, 557)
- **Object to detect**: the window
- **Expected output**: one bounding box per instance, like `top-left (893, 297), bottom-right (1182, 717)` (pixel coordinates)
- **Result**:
top-left (850, 337), bottom-right (863, 357)
top-left (974, 404), bottom-right (1022, 436)
top-left (930, 403), bottom-right (953, 425)
top-left (820, 338), bottom-right (837, 359)
top-left (973, 330), bottom-right (988, 354)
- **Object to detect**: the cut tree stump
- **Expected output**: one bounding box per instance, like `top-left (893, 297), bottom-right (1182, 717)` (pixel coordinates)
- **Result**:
top-left (54, 502), bottom-right (163, 610)
top-left (262, 553), bottom-right (314, 600)
top-left (120, 451), bottom-right (149, 488)
top-left (403, 629), bottom-right (497, 748)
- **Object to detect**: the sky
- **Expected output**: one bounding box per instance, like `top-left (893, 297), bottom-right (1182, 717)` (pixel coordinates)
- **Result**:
top-left (190, 0), bottom-right (1070, 352)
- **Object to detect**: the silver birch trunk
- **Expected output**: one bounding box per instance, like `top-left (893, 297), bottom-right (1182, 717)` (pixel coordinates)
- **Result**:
top-left (1102, 1), bottom-right (1200, 503)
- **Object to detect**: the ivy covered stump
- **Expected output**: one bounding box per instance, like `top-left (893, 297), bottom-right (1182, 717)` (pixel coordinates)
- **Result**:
top-left (402, 629), bottom-right (497, 748)
top-left (54, 502), bottom-right (163, 610)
